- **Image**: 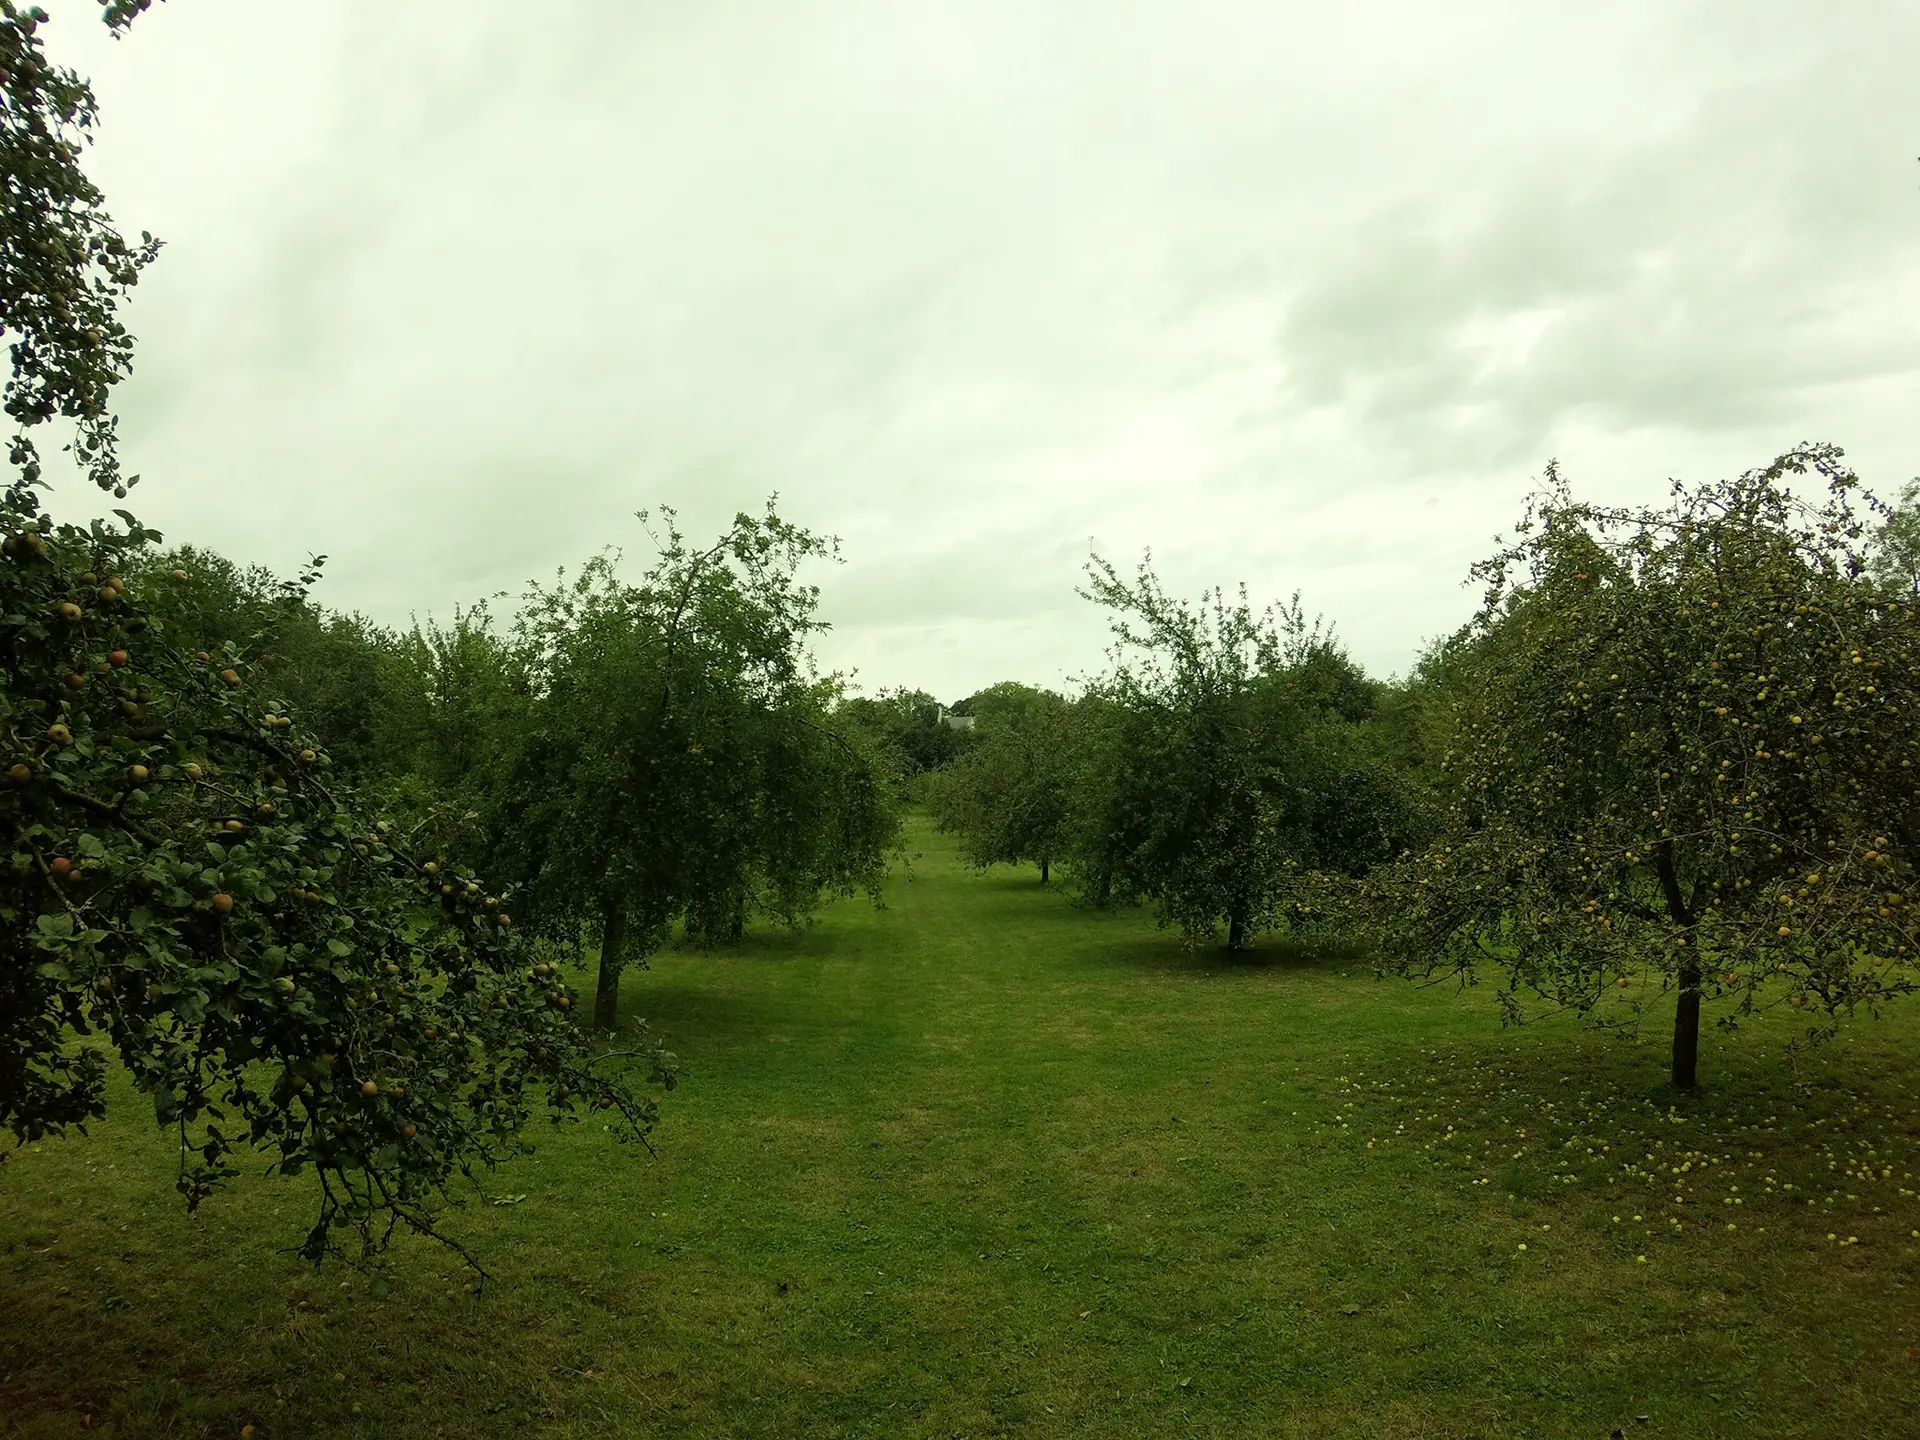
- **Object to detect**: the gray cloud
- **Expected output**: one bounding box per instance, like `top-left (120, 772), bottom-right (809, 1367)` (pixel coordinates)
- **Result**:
top-left (35, 0), bottom-right (1920, 699)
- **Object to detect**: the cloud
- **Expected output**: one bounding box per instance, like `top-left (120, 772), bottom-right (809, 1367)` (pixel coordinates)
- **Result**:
top-left (1274, 5), bottom-right (1920, 470)
top-left (31, 0), bottom-right (1920, 699)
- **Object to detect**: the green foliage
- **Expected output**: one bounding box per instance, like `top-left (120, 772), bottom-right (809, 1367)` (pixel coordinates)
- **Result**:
top-left (482, 504), bottom-right (897, 1030)
top-left (1361, 445), bottom-right (1920, 1088)
top-left (927, 683), bottom-right (1074, 880)
top-left (1867, 476), bottom-right (1920, 599)
top-left (834, 686), bottom-right (972, 781)
top-left (1076, 557), bottom-right (1425, 949)
top-left (0, 1), bottom-right (161, 500)
top-left (125, 544), bottom-right (429, 784)
top-left (0, 497), bottom-right (668, 1268)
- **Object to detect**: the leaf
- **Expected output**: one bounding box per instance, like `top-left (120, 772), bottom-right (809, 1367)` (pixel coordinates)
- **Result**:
top-left (1340, 1303), bottom-right (1361, 1315)
top-left (327, 939), bottom-right (352, 958)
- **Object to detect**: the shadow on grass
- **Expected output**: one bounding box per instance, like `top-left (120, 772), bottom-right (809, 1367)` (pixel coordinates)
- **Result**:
top-left (616, 981), bottom-right (767, 1043)
top-left (1080, 925), bottom-right (1375, 978)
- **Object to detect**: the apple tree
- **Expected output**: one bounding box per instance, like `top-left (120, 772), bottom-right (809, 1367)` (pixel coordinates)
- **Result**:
top-left (483, 505), bottom-right (895, 1031)
top-left (1360, 446), bottom-right (1920, 1090)
top-left (1077, 556), bottom-right (1418, 949)
top-left (1, 0), bottom-right (670, 1274)
top-left (927, 682), bottom-right (1075, 883)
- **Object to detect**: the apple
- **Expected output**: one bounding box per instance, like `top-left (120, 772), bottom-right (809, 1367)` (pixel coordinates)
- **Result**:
top-left (218, 668), bottom-right (241, 686)
top-left (224, 819), bottom-right (245, 833)
top-left (399, 1124), bottom-right (417, 1139)
top-left (299, 748), bottom-right (317, 764)
top-left (360, 1080), bottom-right (380, 1097)
top-left (54, 601), bottom-right (81, 622)
top-left (63, 671), bottom-right (85, 689)
top-left (50, 856), bottom-right (70, 875)
top-left (211, 892), bottom-right (234, 914)
top-left (46, 723), bottom-right (70, 744)
top-left (172, 569), bottom-right (189, 582)
top-left (107, 649), bottom-right (128, 667)
top-left (8, 763), bottom-right (29, 785)
top-left (128, 764), bottom-right (148, 783)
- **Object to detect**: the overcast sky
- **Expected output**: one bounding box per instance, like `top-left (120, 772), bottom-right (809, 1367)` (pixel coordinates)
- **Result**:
top-left (38, 0), bottom-right (1920, 700)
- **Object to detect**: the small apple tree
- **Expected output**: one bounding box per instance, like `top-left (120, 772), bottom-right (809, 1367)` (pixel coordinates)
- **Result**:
top-left (1360, 446), bottom-right (1920, 1090)
top-left (1078, 556), bottom-right (1417, 949)
top-left (927, 683), bottom-right (1075, 883)
top-left (485, 505), bottom-right (894, 1031)
top-left (1, 0), bottom-right (669, 1274)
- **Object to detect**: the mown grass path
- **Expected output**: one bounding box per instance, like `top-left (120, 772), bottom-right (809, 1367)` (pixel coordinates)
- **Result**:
top-left (4, 819), bottom-right (1919, 1437)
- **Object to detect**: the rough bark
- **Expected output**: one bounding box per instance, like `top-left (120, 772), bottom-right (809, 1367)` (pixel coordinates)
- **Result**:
top-left (1039, 858), bottom-right (1050, 886)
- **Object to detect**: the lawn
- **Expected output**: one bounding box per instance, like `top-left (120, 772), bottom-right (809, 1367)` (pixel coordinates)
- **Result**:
top-left (3, 817), bottom-right (1918, 1438)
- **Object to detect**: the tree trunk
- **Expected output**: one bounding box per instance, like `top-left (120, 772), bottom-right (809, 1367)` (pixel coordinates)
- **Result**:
top-left (1227, 908), bottom-right (1247, 952)
top-left (1671, 958), bottom-right (1701, 1091)
top-left (1039, 858), bottom-right (1050, 886)
top-left (1652, 838), bottom-right (1701, 1090)
top-left (594, 897), bottom-right (628, 1033)
top-left (728, 893), bottom-right (745, 942)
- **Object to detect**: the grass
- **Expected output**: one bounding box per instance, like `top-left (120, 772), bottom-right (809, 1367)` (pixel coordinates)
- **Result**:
top-left (4, 815), bottom-right (1920, 1438)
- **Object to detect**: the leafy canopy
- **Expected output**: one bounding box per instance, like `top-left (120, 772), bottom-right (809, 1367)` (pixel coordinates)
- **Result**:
top-left (928, 683), bottom-right (1075, 881)
top-left (1360, 445), bottom-right (1920, 1088)
top-left (1078, 555), bottom-right (1422, 949)
top-left (483, 504), bottom-right (896, 1030)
